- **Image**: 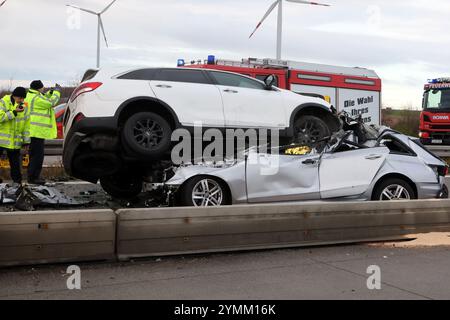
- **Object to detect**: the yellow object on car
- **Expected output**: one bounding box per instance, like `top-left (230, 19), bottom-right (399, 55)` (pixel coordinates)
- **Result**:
top-left (284, 146), bottom-right (312, 155)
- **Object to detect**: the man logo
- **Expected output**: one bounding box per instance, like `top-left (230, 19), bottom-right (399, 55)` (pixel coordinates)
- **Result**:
top-left (66, 265), bottom-right (81, 290)
top-left (366, 265), bottom-right (381, 290)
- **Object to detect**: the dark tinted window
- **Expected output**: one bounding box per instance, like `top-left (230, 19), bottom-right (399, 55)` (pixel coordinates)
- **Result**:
top-left (118, 69), bottom-right (158, 80)
top-left (158, 69), bottom-right (210, 84)
top-left (255, 75), bottom-right (279, 87)
top-left (210, 71), bottom-right (266, 90)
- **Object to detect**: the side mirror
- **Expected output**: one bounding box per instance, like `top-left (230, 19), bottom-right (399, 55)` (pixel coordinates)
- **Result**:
top-left (264, 74), bottom-right (276, 89)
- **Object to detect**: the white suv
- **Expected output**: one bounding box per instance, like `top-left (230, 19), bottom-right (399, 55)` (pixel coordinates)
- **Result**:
top-left (63, 67), bottom-right (340, 197)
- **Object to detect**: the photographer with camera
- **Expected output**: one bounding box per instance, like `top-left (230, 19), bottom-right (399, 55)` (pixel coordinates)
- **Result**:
top-left (24, 80), bottom-right (61, 185)
top-left (0, 87), bottom-right (29, 185)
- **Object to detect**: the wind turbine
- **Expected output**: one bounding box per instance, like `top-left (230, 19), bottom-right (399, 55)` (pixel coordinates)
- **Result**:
top-left (249, 0), bottom-right (330, 60)
top-left (0, 1), bottom-right (8, 8)
top-left (67, 0), bottom-right (117, 68)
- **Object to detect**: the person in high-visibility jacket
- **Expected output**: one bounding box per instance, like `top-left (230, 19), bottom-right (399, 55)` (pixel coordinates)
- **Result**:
top-left (24, 80), bottom-right (61, 185)
top-left (0, 87), bottom-right (29, 184)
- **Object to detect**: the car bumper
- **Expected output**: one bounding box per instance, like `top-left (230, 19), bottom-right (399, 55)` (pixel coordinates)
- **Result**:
top-left (417, 178), bottom-right (448, 199)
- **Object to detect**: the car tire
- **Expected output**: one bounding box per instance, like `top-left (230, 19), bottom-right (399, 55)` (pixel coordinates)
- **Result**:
top-left (372, 178), bottom-right (416, 201)
top-left (122, 112), bottom-right (172, 158)
top-left (180, 176), bottom-right (231, 207)
top-left (439, 184), bottom-right (449, 199)
top-left (100, 173), bottom-right (143, 199)
top-left (292, 115), bottom-right (331, 147)
top-left (72, 152), bottom-right (122, 178)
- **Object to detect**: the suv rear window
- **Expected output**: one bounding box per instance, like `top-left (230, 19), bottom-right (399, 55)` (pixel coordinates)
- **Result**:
top-left (118, 69), bottom-right (158, 80)
top-left (158, 69), bottom-right (211, 84)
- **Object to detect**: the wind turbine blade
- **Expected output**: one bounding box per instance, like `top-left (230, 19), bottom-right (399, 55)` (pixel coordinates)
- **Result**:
top-left (99, 17), bottom-right (109, 47)
top-left (101, 0), bottom-right (117, 14)
top-left (66, 4), bottom-right (97, 15)
top-left (286, 0), bottom-right (330, 7)
top-left (0, 0), bottom-right (7, 8)
top-left (249, 0), bottom-right (280, 38)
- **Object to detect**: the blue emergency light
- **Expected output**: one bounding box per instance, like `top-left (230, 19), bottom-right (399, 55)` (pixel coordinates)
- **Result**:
top-left (207, 55), bottom-right (215, 65)
top-left (428, 78), bottom-right (450, 84)
top-left (177, 59), bottom-right (185, 67)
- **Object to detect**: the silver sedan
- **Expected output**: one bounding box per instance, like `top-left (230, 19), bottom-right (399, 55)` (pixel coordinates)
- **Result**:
top-left (166, 126), bottom-right (448, 207)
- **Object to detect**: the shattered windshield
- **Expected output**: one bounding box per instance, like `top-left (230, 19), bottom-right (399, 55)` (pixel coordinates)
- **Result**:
top-left (424, 89), bottom-right (450, 110)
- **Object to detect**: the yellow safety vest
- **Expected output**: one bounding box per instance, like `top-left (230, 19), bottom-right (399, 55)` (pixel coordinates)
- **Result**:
top-left (25, 89), bottom-right (61, 140)
top-left (0, 95), bottom-right (30, 150)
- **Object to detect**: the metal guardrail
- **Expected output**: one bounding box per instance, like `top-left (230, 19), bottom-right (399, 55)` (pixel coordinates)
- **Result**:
top-left (2, 199), bottom-right (450, 267)
top-left (0, 209), bottom-right (116, 267)
top-left (116, 200), bottom-right (450, 260)
top-left (427, 146), bottom-right (450, 158)
top-left (44, 139), bottom-right (63, 156)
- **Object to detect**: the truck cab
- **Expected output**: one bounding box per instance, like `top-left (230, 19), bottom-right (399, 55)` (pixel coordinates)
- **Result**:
top-left (420, 78), bottom-right (450, 145)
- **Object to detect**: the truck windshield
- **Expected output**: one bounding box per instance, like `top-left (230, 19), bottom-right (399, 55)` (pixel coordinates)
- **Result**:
top-left (424, 88), bottom-right (450, 110)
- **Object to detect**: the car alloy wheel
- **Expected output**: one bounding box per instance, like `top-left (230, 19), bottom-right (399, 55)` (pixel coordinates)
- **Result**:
top-left (293, 115), bottom-right (330, 146)
top-left (379, 184), bottom-right (411, 201)
top-left (133, 119), bottom-right (164, 150)
top-left (191, 178), bottom-right (224, 207)
top-left (122, 112), bottom-right (172, 158)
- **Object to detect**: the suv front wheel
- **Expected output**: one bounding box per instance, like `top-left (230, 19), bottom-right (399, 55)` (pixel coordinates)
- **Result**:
top-left (293, 115), bottom-right (330, 146)
top-left (122, 112), bottom-right (172, 158)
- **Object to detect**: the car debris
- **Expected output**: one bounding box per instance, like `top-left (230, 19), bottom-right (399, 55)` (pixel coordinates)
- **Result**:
top-left (0, 183), bottom-right (88, 211)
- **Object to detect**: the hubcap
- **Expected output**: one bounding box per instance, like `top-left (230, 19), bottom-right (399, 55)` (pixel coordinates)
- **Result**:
top-left (380, 184), bottom-right (411, 201)
top-left (192, 179), bottom-right (223, 207)
top-left (133, 119), bottom-right (164, 150)
top-left (295, 120), bottom-right (323, 145)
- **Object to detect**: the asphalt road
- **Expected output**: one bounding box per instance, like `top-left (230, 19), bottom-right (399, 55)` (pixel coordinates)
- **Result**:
top-left (1, 243), bottom-right (449, 300)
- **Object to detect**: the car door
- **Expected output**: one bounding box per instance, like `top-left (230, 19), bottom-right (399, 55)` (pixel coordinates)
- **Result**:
top-left (319, 146), bottom-right (390, 199)
top-left (246, 151), bottom-right (321, 203)
top-left (208, 71), bottom-right (287, 129)
top-left (150, 69), bottom-right (225, 127)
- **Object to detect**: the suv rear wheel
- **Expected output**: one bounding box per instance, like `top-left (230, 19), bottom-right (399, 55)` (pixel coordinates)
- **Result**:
top-left (122, 112), bottom-right (172, 158)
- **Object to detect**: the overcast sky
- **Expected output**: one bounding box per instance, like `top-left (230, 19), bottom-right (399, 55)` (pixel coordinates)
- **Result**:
top-left (1, 0), bottom-right (449, 109)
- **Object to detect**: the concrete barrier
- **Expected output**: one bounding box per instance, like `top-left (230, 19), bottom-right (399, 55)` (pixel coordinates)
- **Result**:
top-left (0, 209), bottom-right (116, 267)
top-left (116, 200), bottom-right (450, 260)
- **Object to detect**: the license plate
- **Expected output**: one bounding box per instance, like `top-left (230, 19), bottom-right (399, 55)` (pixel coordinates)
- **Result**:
top-left (432, 139), bottom-right (443, 144)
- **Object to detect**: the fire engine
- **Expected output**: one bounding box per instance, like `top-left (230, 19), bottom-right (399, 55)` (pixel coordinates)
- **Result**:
top-left (420, 78), bottom-right (450, 145)
top-left (179, 56), bottom-right (382, 125)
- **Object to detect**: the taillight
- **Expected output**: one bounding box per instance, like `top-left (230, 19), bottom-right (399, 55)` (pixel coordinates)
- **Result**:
top-left (70, 82), bottom-right (102, 102)
top-left (73, 113), bottom-right (85, 124)
top-left (432, 165), bottom-right (449, 177)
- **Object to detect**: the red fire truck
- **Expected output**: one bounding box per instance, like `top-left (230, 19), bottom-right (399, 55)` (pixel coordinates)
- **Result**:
top-left (420, 78), bottom-right (450, 145)
top-left (180, 57), bottom-right (382, 125)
